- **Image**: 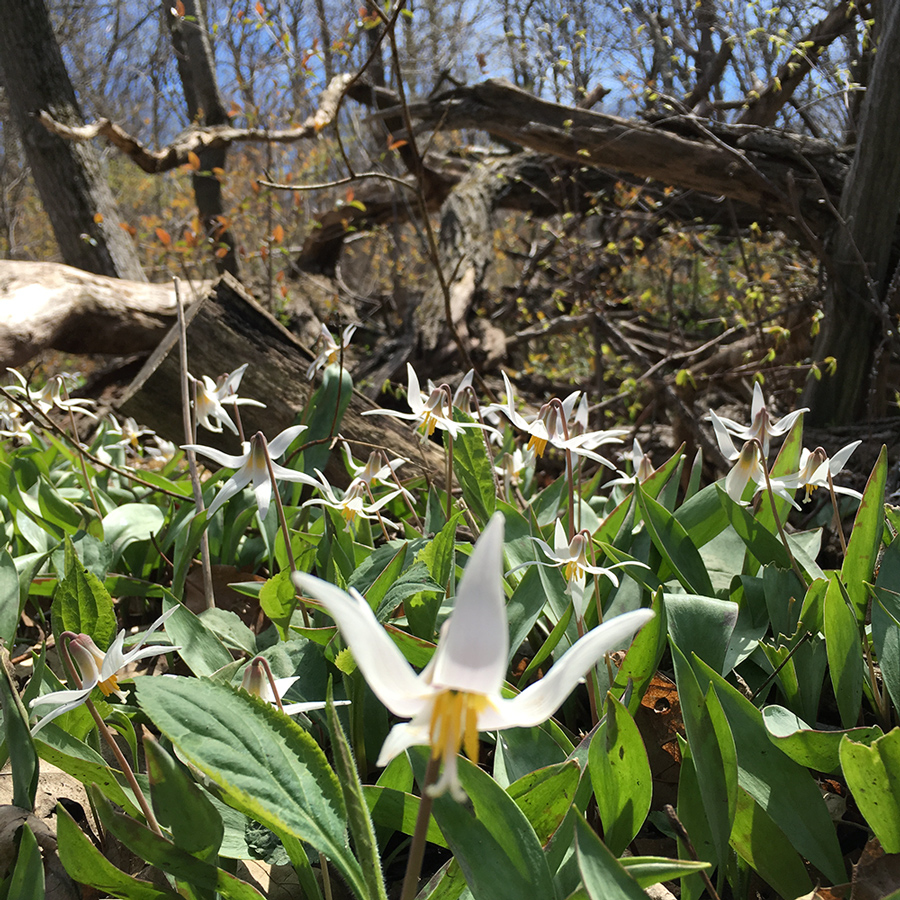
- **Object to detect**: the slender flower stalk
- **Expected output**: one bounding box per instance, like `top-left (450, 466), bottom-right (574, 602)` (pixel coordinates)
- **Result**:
top-left (240, 656), bottom-right (348, 716)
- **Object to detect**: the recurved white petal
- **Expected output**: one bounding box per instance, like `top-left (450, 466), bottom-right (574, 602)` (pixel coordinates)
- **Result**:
top-left (292, 573), bottom-right (428, 717)
top-left (267, 425), bottom-right (308, 459)
top-left (377, 718), bottom-right (433, 767)
top-left (482, 608), bottom-right (653, 729)
top-left (182, 444), bottom-right (247, 468)
top-left (430, 515), bottom-right (508, 694)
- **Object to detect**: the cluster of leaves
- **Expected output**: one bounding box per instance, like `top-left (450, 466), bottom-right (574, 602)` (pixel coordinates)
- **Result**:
top-left (1, 362), bottom-right (899, 900)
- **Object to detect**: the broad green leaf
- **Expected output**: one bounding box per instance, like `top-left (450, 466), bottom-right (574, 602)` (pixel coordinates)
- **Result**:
top-left (610, 588), bottom-right (667, 715)
top-left (665, 594), bottom-right (737, 675)
top-left (692, 657), bottom-right (845, 885)
top-left (163, 597), bottom-right (232, 676)
top-left (410, 746), bottom-right (555, 900)
top-left (259, 568), bottom-right (297, 640)
top-left (51, 534), bottom-right (117, 649)
top-left (37, 478), bottom-right (85, 533)
top-left (619, 856), bottom-right (711, 889)
top-left (0, 649), bottom-right (38, 810)
top-left (91, 788), bottom-right (265, 900)
top-left (574, 811), bottom-right (647, 900)
top-left (589, 693), bottom-right (652, 855)
top-left (300, 364), bottom-right (353, 474)
top-left (676, 740), bottom-right (715, 900)
top-left (840, 728), bottom-right (900, 853)
top-left (637, 484), bottom-right (714, 596)
top-left (670, 643), bottom-right (736, 870)
top-left (450, 409), bottom-right (496, 526)
top-left (8, 822), bottom-right (44, 900)
top-left (507, 761), bottom-right (580, 845)
top-left (729, 786), bottom-right (813, 898)
top-left (0, 548), bottom-right (22, 646)
top-left (363, 785), bottom-right (448, 848)
top-left (762, 705), bottom-right (881, 773)
top-left (493, 721), bottom-right (569, 787)
top-left (674, 483), bottom-right (729, 549)
top-left (407, 516), bottom-right (459, 638)
top-left (824, 577), bottom-right (863, 728)
top-left (358, 542), bottom-right (408, 608)
top-left (507, 563), bottom-right (568, 669)
top-left (56, 804), bottom-right (181, 899)
top-left (145, 737), bottom-right (224, 861)
top-left (872, 584), bottom-right (900, 713)
top-left (102, 503), bottom-right (165, 562)
top-left (135, 676), bottom-right (366, 899)
top-left (841, 445), bottom-right (886, 625)
top-left (715, 486), bottom-right (791, 571)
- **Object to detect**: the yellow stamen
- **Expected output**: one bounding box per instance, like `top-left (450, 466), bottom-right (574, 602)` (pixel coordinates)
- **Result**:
top-left (98, 673), bottom-right (120, 697)
top-left (421, 413), bottom-right (437, 437)
top-left (429, 690), bottom-right (489, 765)
top-left (527, 435), bottom-right (548, 457)
top-left (565, 560), bottom-right (583, 582)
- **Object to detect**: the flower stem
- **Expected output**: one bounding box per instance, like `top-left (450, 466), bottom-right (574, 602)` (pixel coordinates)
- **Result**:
top-left (175, 277), bottom-right (215, 610)
top-left (757, 440), bottom-right (805, 585)
top-left (400, 755), bottom-right (441, 900)
top-left (826, 471), bottom-right (849, 557)
top-left (258, 432), bottom-right (311, 628)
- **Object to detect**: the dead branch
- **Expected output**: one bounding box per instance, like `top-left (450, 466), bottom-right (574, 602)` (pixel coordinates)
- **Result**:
top-left (37, 74), bottom-right (354, 174)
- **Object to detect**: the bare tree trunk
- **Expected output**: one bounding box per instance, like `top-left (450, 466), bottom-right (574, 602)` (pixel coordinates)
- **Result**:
top-left (804, 0), bottom-right (900, 425)
top-left (0, 0), bottom-right (145, 280)
top-left (166, 0), bottom-right (238, 276)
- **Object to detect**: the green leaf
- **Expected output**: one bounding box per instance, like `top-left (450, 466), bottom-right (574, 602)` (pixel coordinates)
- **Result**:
top-left (636, 484), bottom-right (714, 596)
top-left (51, 534), bottom-right (117, 649)
top-left (610, 588), bottom-right (667, 715)
top-left (841, 445), bottom-right (887, 625)
top-left (301, 364), bottom-right (353, 474)
top-left (729, 786), bottom-right (813, 898)
top-left (762, 705), bottom-right (881, 773)
top-left (8, 822), bottom-right (44, 900)
top-left (589, 693), bottom-right (652, 855)
top-left (407, 516), bottom-right (459, 638)
top-left (56, 803), bottom-right (181, 899)
top-left (507, 760), bottom-right (580, 845)
top-left (327, 689), bottom-right (388, 900)
top-left (410, 746), bottom-right (555, 900)
top-left (692, 656), bottom-right (845, 885)
top-left (619, 856), bottom-right (711, 889)
top-left (91, 788), bottom-right (265, 899)
top-left (670, 643), bottom-right (736, 871)
top-left (135, 676), bottom-right (366, 899)
top-left (363, 785), bottom-right (448, 848)
top-left (102, 503), bottom-right (165, 561)
top-left (162, 597), bottom-right (232, 676)
top-left (665, 594), bottom-right (738, 676)
top-left (840, 728), bottom-right (900, 853)
top-left (715, 486), bottom-right (792, 571)
top-left (574, 811), bottom-right (647, 900)
top-left (145, 737), bottom-right (223, 861)
top-left (0, 548), bottom-right (22, 647)
top-left (450, 409), bottom-right (496, 526)
top-left (259, 568), bottom-right (297, 640)
top-left (824, 577), bottom-right (864, 728)
top-left (0, 649), bottom-right (38, 810)
top-left (872, 583), bottom-right (900, 713)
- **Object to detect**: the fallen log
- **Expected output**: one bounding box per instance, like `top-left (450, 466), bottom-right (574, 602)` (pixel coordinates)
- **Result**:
top-left (0, 260), bottom-right (213, 368)
top-left (116, 272), bottom-right (446, 486)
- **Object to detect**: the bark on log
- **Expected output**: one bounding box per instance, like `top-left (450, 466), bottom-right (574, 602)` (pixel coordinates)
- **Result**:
top-left (0, 261), bottom-right (212, 368)
top-left (116, 273), bottom-right (445, 485)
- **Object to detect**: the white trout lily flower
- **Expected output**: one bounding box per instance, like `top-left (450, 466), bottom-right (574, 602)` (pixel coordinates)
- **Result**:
top-left (184, 425), bottom-right (319, 519)
top-left (30, 607), bottom-right (180, 735)
top-left (514, 520), bottom-right (647, 620)
top-left (303, 468), bottom-right (403, 526)
top-left (192, 363), bottom-right (265, 435)
top-left (492, 373), bottom-right (625, 464)
top-left (6, 368), bottom-right (96, 419)
top-left (363, 363), bottom-right (486, 440)
top-left (793, 441), bottom-right (862, 501)
top-left (342, 443), bottom-right (412, 498)
top-left (293, 514), bottom-right (653, 801)
top-left (710, 412), bottom-right (798, 507)
top-left (240, 657), bottom-right (349, 716)
top-left (710, 383), bottom-right (807, 459)
top-left (307, 323), bottom-right (357, 379)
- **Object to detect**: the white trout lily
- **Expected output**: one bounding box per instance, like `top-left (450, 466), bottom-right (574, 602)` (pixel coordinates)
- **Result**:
top-left (793, 441), bottom-right (862, 501)
top-left (515, 520), bottom-right (647, 620)
top-left (293, 514), bottom-right (653, 801)
top-left (710, 383), bottom-right (807, 459)
top-left (342, 443), bottom-right (412, 498)
top-left (30, 607), bottom-right (180, 735)
top-left (184, 425), bottom-right (319, 519)
top-left (492, 373), bottom-right (625, 464)
top-left (307, 323), bottom-right (357, 379)
top-left (710, 412), bottom-right (798, 507)
top-left (303, 468), bottom-right (403, 526)
top-left (192, 363), bottom-right (265, 435)
top-left (363, 364), bottom-right (486, 440)
top-left (6, 368), bottom-right (96, 419)
top-left (240, 657), bottom-right (350, 716)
